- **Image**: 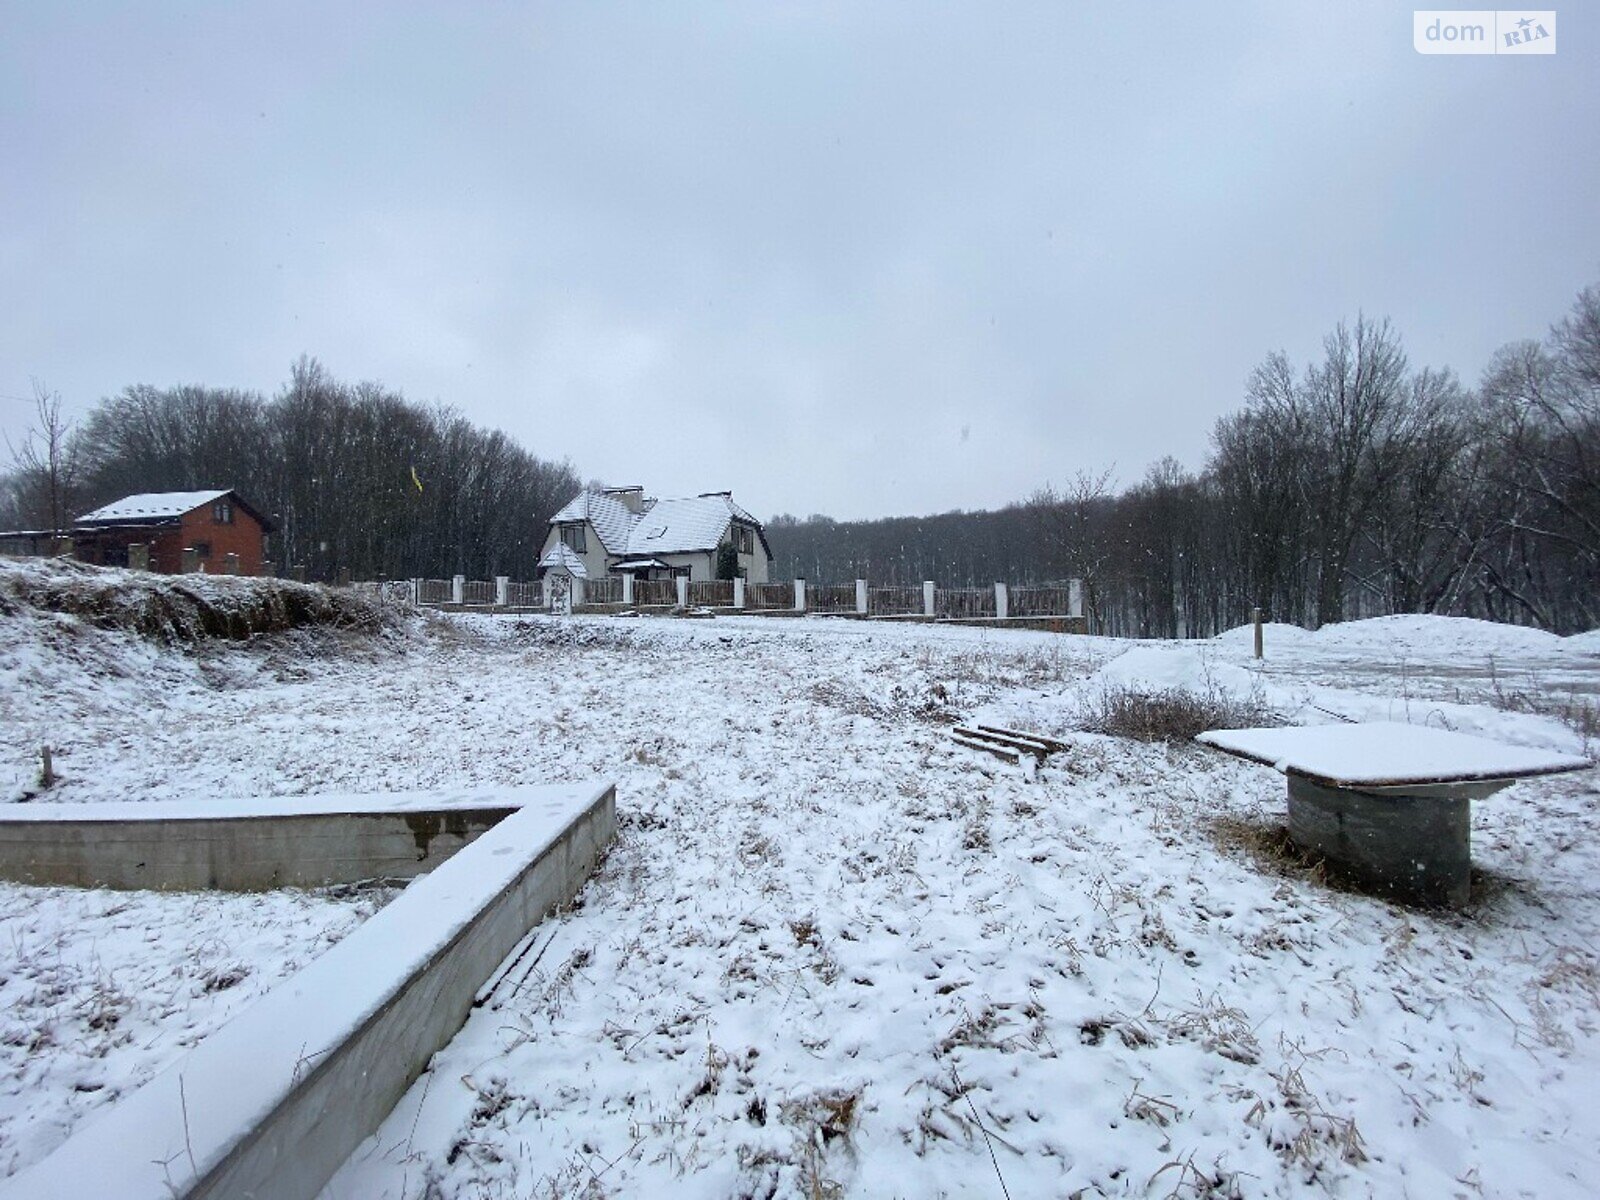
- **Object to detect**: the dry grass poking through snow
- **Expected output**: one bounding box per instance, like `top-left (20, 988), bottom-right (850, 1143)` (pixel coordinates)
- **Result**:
top-left (5, 599), bottom-right (1600, 1198)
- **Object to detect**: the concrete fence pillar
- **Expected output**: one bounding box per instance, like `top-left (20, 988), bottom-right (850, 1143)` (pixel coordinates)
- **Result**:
top-left (291, 563), bottom-right (307, 583)
top-left (128, 544), bottom-right (150, 572)
top-left (572, 576), bottom-right (586, 608)
top-left (622, 573), bottom-right (634, 606)
top-left (994, 582), bottom-right (1008, 620)
top-left (1069, 578), bottom-right (1084, 619)
top-left (410, 578), bottom-right (422, 605)
top-left (495, 576), bottom-right (509, 607)
top-left (675, 575), bottom-right (688, 608)
top-left (855, 579), bottom-right (868, 614)
top-left (224, 553), bottom-right (241, 576)
top-left (451, 575), bottom-right (465, 605)
top-left (733, 576), bottom-right (745, 609)
top-left (261, 560), bottom-right (275, 578)
top-left (336, 566), bottom-right (351, 587)
top-left (181, 548), bottom-right (200, 574)
top-left (923, 580), bottom-right (936, 617)
top-left (794, 578), bottom-right (806, 612)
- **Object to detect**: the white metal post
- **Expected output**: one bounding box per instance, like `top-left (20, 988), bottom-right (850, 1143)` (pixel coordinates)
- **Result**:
top-left (923, 580), bottom-right (935, 617)
top-left (733, 576), bottom-right (745, 609)
top-left (994, 582), bottom-right (1008, 620)
top-left (1069, 578), bottom-right (1084, 619)
top-left (794, 578), bottom-right (806, 611)
top-left (675, 575), bottom-right (688, 608)
top-left (622, 573), bottom-right (634, 606)
top-left (855, 579), bottom-right (868, 614)
top-left (410, 578), bottom-right (421, 605)
top-left (571, 576), bottom-right (586, 608)
top-left (451, 575), bottom-right (465, 605)
top-left (494, 576), bottom-right (509, 607)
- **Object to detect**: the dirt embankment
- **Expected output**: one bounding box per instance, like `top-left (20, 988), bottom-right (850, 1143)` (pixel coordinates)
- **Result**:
top-left (0, 557), bottom-right (403, 643)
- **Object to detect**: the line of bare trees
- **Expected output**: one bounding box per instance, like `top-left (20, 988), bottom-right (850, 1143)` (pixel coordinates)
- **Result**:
top-left (0, 357), bottom-right (580, 580)
top-left (769, 278), bottom-right (1600, 635)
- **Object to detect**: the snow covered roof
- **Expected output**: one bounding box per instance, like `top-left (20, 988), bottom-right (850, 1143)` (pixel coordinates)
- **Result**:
top-left (538, 542), bottom-right (589, 578)
top-left (548, 488), bottom-right (763, 558)
top-left (547, 491), bottom-right (636, 555)
top-left (611, 557), bottom-right (672, 571)
top-left (77, 489), bottom-right (232, 526)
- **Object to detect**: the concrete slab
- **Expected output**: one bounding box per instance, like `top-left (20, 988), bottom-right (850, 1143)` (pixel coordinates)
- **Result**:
top-left (0, 780), bottom-right (615, 1200)
top-left (0, 787), bottom-right (537, 889)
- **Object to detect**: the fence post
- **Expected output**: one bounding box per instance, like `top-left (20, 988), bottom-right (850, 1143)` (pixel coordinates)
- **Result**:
top-left (495, 575), bottom-right (509, 607)
top-left (451, 575), bottom-right (465, 605)
top-left (1069, 578), bottom-right (1084, 619)
top-left (622, 573), bottom-right (634, 606)
top-left (794, 578), bottom-right (806, 612)
top-left (1252, 606), bottom-right (1264, 659)
top-left (675, 575), bottom-right (688, 608)
top-left (994, 582), bottom-right (1008, 621)
top-left (572, 576), bottom-right (586, 608)
top-left (923, 580), bottom-right (935, 617)
top-left (182, 548), bottom-right (199, 574)
top-left (733, 576), bottom-right (745, 609)
top-left (855, 579), bottom-right (868, 615)
top-left (410, 578), bottom-right (421, 605)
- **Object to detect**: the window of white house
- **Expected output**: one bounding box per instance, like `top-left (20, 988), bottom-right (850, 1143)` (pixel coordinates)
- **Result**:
top-left (213, 500), bottom-right (234, 524)
top-left (561, 525), bottom-right (587, 554)
top-left (736, 526), bottom-right (754, 554)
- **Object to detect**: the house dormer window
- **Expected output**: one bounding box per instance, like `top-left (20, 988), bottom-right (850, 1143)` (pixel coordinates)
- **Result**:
top-left (561, 525), bottom-right (587, 554)
top-left (213, 500), bottom-right (234, 524)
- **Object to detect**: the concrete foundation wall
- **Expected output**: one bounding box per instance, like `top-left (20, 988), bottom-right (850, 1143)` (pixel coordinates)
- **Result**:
top-left (0, 804), bottom-right (518, 890)
top-left (1288, 775), bottom-right (1471, 906)
top-left (0, 781), bottom-right (616, 1200)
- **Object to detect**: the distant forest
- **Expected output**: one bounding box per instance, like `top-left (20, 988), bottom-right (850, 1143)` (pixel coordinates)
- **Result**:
top-left (5, 278), bottom-right (1597, 634)
top-left (766, 278), bottom-right (1600, 636)
top-left (1, 357), bottom-right (579, 580)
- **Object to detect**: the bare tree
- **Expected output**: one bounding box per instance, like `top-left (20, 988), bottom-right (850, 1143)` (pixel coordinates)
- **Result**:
top-left (5, 381), bottom-right (80, 533)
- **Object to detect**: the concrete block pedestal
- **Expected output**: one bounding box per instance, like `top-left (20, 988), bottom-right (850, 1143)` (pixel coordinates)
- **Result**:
top-left (1287, 775), bottom-right (1470, 907)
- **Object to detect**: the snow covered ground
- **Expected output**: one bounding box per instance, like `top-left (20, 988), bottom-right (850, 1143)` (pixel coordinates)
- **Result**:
top-left (3, 576), bottom-right (1599, 1198)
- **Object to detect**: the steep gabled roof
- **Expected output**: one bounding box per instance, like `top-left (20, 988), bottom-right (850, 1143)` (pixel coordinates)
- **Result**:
top-left (547, 490), bottom-right (634, 554)
top-left (548, 488), bottom-right (764, 558)
top-left (538, 542), bottom-right (590, 578)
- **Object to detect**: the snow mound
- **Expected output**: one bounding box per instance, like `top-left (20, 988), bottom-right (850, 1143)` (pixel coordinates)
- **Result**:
top-left (1095, 643), bottom-right (1261, 697)
top-left (1563, 628), bottom-right (1600, 653)
top-left (1214, 621), bottom-right (1313, 649)
top-left (1303, 614), bottom-right (1562, 657)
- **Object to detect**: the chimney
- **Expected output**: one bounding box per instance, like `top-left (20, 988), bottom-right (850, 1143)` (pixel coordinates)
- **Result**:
top-left (602, 485), bottom-right (645, 515)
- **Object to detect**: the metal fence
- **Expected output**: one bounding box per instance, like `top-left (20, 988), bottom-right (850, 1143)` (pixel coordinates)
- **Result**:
top-left (746, 582), bottom-right (793, 610)
top-left (870, 585), bottom-right (924, 616)
top-left (936, 587), bottom-right (997, 619)
top-left (689, 580), bottom-right (735, 607)
top-left (807, 583), bottom-right (857, 613)
top-left (1009, 585), bottom-right (1074, 618)
top-left (418, 578), bottom-right (454, 605)
top-left (403, 574), bottom-right (1080, 620)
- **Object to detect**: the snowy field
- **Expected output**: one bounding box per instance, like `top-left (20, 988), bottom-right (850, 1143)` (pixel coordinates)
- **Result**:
top-left (3, 580), bottom-right (1599, 1198)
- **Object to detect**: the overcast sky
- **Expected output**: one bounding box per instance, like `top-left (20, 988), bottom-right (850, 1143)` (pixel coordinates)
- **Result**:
top-left (2, 3), bottom-right (1596, 521)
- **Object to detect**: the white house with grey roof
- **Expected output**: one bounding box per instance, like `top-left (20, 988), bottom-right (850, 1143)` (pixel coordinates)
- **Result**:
top-left (538, 486), bottom-right (771, 583)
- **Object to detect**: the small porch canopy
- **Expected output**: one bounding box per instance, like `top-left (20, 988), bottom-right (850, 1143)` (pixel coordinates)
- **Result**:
top-left (610, 557), bottom-right (673, 573)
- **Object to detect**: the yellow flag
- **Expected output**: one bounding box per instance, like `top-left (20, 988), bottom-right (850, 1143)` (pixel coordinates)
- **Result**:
top-left (410, 465), bottom-right (424, 494)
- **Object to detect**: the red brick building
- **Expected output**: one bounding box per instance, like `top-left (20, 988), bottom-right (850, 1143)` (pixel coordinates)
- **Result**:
top-left (73, 489), bottom-right (273, 575)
